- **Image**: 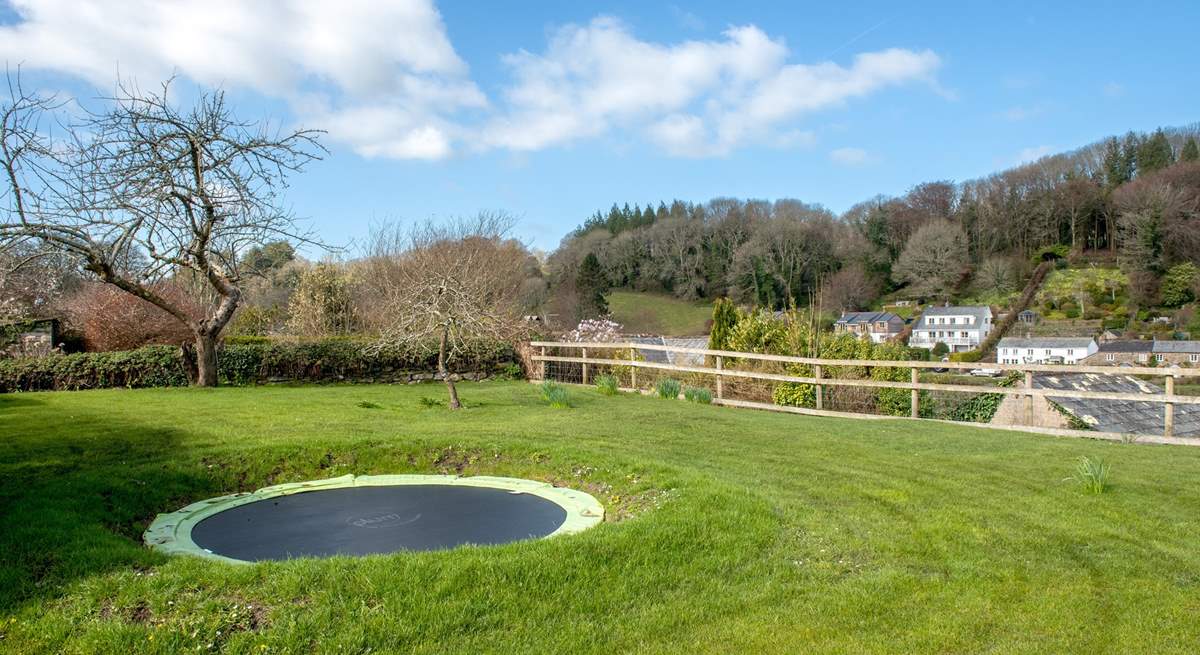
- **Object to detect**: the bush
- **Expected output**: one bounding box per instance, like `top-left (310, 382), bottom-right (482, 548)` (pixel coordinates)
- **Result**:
top-left (594, 374), bottom-right (618, 396)
top-left (0, 338), bottom-right (518, 392)
top-left (949, 350), bottom-right (983, 363)
top-left (683, 386), bottom-right (712, 404)
top-left (772, 382), bottom-right (815, 408)
top-left (931, 341), bottom-right (949, 357)
top-left (539, 381), bottom-right (570, 408)
top-left (656, 378), bottom-right (681, 399)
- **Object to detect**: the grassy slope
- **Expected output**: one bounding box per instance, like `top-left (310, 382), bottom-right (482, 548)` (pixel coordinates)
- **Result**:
top-left (608, 290), bottom-right (712, 336)
top-left (3, 382), bottom-right (1200, 653)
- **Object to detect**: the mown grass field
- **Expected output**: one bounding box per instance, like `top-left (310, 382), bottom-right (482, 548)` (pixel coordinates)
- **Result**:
top-left (3, 381), bottom-right (1200, 653)
top-left (607, 290), bottom-right (712, 335)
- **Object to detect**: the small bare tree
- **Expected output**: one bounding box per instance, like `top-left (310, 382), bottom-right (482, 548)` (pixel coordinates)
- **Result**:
top-left (0, 75), bottom-right (323, 384)
top-left (371, 214), bottom-right (530, 409)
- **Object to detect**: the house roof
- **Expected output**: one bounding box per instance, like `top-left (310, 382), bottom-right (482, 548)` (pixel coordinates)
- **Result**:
top-left (1096, 340), bottom-right (1154, 353)
top-left (1152, 341), bottom-right (1200, 354)
top-left (1035, 373), bottom-right (1200, 437)
top-left (835, 311), bottom-right (901, 326)
top-left (998, 337), bottom-right (1095, 350)
top-left (914, 305), bottom-right (991, 328)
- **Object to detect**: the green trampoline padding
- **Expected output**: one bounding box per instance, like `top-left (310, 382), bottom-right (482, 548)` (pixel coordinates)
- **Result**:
top-left (144, 474), bottom-right (605, 564)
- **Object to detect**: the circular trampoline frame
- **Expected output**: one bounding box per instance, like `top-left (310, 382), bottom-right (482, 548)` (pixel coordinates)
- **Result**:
top-left (144, 474), bottom-right (605, 564)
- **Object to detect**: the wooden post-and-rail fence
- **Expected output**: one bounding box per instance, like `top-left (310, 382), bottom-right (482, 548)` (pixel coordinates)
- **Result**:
top-left (530, 340), bottom-right (1200, 445)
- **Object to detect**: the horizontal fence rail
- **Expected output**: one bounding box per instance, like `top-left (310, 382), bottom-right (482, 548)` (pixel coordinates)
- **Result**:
top-left (531, 341), bottom-right (1200, 444)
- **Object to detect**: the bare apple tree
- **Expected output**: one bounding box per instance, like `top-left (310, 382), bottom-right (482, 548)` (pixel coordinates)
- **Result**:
top-left (0, 76), bottom-right (323, 384)
top-left (370, 214), bottom-right (530, 409)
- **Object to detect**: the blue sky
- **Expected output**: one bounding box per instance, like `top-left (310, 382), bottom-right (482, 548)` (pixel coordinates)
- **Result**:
top-left (2, 1), bottom-right (1198, 252)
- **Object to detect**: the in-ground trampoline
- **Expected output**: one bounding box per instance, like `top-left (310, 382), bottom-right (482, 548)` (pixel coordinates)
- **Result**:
top-left (144, 475), bottom-right (604, 563)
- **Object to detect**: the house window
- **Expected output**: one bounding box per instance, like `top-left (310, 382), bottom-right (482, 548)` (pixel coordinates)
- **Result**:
top-left (1045, 349), bottom-right (1051, 356)
top-left (1191, 354), bottom-right (1199, 363)
top-left (1156, 354), bottom-right (1165, 363)
top-left (1027, 349), bottom-right (1033, 356)
top-left (1106, 353), bottom-right (1115, 362)
top-left (961, 331), bottom-right (968, 338)
top-left (1138, 354), bottom-right (1148, 362)
top-left (1068, 349), bottom-right (1074, 356)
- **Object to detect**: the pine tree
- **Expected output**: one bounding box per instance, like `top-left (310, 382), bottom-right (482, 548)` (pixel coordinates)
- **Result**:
top-left (1136, 128), bottom-right (1175, 174)
top-left (1181, 136), bottom-right (1200, 162)
top-left (576, 252), bottom-right (609, 318)
top-left (1102, 137), bottom-right (1132, 188)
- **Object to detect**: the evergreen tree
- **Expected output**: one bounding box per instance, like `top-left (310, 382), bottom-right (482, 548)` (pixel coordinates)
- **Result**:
top-left (1181, 137), bottom-right (1200, 162)
top-left (1102, 137), bottom-right (1132, 188)
top-left (1136, 128), bottom-right (1175, 174)
top-left (708, 297), bottom-right (738, 351)
top-left (576, 252), bottom-right (610, 317)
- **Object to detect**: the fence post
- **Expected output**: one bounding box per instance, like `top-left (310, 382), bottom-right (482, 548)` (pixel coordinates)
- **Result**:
top-left (540, 345), bottom-right (546, 381)
top-left (910, 367), bottom-right (919, 419)
top-left (1165, 373), bottom-right (1175, 438)
top-left (715, 356), bottom-right (724, 399)
top-left (814, 365), bottom-right (823, 410)
top-left (629, 347), bottom-right (637, 390)
top-left (1024, 370), bottom-right (1034, 425)
top-left (581, 347), bottom-right (588, 385)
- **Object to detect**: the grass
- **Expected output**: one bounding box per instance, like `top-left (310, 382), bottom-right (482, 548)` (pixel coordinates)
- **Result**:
top-left (655, 378), bottom-right (681, 399)
top-left (539, 380), bottom-right (570, 408)
top-left (607, 290), bottom-right (712, 336)
top-left (4, 382), bottom-right (1200, 652)
top-left (594, 374), bottom-right (619, 396)
top-left (1070, 455), bottom-right (1111, 494)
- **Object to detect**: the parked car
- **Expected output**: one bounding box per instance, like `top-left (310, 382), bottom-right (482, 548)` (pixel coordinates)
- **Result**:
top-left (932, 356), bottom-right (949, 373)
top-left (970, 368), bottom-right (1002, 377)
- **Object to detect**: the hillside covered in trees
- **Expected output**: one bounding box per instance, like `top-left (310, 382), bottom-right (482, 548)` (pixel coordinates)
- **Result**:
top-left (547, 126), bottom-right (1200, 326)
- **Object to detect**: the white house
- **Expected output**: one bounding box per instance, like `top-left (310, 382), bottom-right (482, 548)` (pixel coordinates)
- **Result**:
top-left (907, 306), bottom-right (993, 352)
top-left (996, 337), bottom-right (1098, 364)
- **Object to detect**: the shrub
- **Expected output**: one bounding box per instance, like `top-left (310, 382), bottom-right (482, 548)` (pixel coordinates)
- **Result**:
top-left (1162, 262), bottom-right (1199, 308)
top-left (949, 350), bottom-right (983, 363)
top-left (931, 341), bottom-right (949, 357)
top-left (656, 378), bottom-right (681, 399)
top-left (594, 374), bottom-right (618, 396)
top-left (0, 338), bottom-right (517, 392)
top-left (772, 382), bottom-right (815, 408)
top-left (539, 381), bottom-right (570, 408)
top-left (1069, 456), bottom-right (1110, 494)
top-left (683, 386), bottom-right (712, 404)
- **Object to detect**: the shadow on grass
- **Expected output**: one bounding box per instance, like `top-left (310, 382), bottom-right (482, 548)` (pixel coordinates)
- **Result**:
top-left (0, 407), bottom-right (217, 613)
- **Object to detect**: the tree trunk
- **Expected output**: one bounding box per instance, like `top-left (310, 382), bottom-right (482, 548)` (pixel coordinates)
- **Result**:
top-left (439, 327), bottom-right (462, 410)
top-left (183, 332), bottom-right (220, 387)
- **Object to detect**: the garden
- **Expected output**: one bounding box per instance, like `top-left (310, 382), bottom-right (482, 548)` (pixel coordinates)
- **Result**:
top-left (4, 380), bottom-right (1200, 653)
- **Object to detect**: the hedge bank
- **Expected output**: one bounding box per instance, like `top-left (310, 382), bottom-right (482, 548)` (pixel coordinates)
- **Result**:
top-left (0, 339), bottom-right (519, 392)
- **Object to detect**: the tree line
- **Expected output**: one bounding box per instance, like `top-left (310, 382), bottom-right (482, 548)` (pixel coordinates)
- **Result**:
top-left (548, 126), bottom-right (1200, 323)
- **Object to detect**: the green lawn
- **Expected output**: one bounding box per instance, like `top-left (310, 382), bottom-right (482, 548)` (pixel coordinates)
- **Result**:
top-left (608, 290), bottom-right (712, 336)
top-left (4, 382), bottom-right (1200, 653)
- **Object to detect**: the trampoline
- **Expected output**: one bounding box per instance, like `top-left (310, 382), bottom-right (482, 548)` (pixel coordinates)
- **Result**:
top-left (144, 474), bottom-right (604, 563)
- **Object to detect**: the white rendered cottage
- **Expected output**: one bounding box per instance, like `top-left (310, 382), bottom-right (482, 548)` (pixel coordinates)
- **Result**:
top-left (907, 305), bottom-right (992, 353)
top-left (996, 337), bottom-right (1097, 364)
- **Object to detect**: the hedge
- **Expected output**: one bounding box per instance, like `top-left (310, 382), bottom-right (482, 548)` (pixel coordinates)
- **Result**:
top-left (0, 338), bottom-right (519, 393)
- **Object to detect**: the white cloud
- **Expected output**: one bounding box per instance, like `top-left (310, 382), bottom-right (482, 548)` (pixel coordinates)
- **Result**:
top-left (0, 5), bottom-right (944, 160)
top-left (1001, 105), bottom-right (1044, 121)
top-left (829, 147), bottom-right (872, 166)
top-left (0, 0), bottom-right (484, 160)
top-left (482, 18), bottom-right (942, 157)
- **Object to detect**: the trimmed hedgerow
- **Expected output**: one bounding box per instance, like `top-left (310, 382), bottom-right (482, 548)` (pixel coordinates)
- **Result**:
top-left (0, 338), bottom-right (517, 392)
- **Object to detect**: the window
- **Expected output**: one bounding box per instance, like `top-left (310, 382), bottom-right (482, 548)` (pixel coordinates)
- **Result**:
top-left (1138, 354), bottom-right (1148, 362)
top-left (961, 331), bottom-right (969, 338)
top-left (1068, 349), bottom-right (1074, 356)
top-left (1027, 349), bottom-right (1034, 356)
top-left (1156, 354), bottom-right (1165, 363)
top-left (1191, 354), bottom-right (1199, 363)
top-left (1045, 349), bottom-right (1051, 356)
top-left (1106, 353), bottom-right (1115, 362)
top-left (949, 317), bottom-right (956, 325)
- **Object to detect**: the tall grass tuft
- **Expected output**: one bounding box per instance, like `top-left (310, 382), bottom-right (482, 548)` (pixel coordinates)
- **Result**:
top-left (540, 381), bottom-right (571, 409)
top-left (683, 386), bottom-right (712, 404)
top-left (656, 378), bottom-right (682, 399)
top-left (595, 374), bottom-right (619, 396)
top-left (1070, 455), bottom-right (1110, 494)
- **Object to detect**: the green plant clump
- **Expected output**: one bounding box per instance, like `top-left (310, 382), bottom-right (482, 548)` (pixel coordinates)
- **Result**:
top-left (683, 386), bottom-right (712, 404)
top-left (656, 378), bottom-right (682, 399)
top-left (540, 381), bottom-right (571, 408)
top-left (594, 374), bottom-right (619, 396)
top-left (1070, 455), bottom-right (1110, 494)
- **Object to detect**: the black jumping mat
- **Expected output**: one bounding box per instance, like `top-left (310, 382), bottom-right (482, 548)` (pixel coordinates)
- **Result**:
top-left (190, 485), bottom-right (569, 561)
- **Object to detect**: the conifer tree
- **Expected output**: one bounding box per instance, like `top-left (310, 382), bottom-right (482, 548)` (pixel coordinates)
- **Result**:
top-left (1181, 136), bottom-right (1200, 162)
top-left (576, 252), bottom-right (610, 317)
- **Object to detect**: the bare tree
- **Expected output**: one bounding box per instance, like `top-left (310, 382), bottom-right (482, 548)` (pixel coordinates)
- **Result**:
top-left (0, 75), bottom-right (323, 384)
top-left (371, 214), bottom-right (530, 409)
